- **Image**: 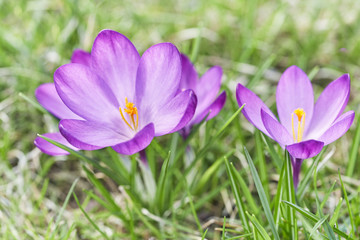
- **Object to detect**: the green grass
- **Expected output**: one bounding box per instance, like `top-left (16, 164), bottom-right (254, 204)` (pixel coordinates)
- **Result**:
top-left (1, 0), bottom-right (360, 239)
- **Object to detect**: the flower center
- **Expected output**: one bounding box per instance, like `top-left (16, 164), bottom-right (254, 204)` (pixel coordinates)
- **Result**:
top-left (291, 108), bottom-right (305, 142)
top-left (119, 97), bottom-right (138, 131)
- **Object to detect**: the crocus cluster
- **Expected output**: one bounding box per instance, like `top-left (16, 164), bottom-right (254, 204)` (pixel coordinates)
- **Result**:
top-left (35, 29), bottom-right (226, 156)
top-left (35, 29), bottom-right (354, 190)
top-left (236, 66), bottom-right (354, 189)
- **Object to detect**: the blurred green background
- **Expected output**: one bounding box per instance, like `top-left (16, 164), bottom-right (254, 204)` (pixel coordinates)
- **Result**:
top-left (1, 0), bottom-right (359, 239)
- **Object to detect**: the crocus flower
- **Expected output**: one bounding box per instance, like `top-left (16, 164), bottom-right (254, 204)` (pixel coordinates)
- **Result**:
top-left (49, 29), bottom-right (196, 155)
top-left (236, 66), bottom-right (354, 189)
top-left (179, 54), bottom-right (226, 137)
top-left (34, 50), bottom-right (91, 155)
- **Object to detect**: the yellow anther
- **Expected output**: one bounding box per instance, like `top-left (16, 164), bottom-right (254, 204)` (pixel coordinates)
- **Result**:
top-left (291, 108), bottom-right (306, 143)
top-left (119, 98), bottom-right (139, 131)
top-left (294, 108), bottom-right (305, 122)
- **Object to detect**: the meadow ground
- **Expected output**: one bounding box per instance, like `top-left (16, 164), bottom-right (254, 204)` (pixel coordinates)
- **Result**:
top-left (1, 0), bottom-right (360, 239)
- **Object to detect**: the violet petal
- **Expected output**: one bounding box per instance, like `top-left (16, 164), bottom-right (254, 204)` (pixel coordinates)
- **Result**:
top-left (54, 63), bottom-right (120, 125)
top-left (91, 30), bottom-right (140, 102)
top-left (35, 83), bottom-right (81, 120)
top-left (112, 123), bottom-right (155, 155)
top-left (276, 66), bottom-right (314, 134)
top-left (318, 111), bottom-right (355, 145)
top-left (135, 43), bottom-right (181, 112)
top-left (180, 54), bottom-right (198, 91)
top-left (153, 89), bottom-right (197, 136)
top-left (192, 90), bottom-right (227, 125)
top-left (34, 132), bottom-right (79, 156)
top-left (286, 139), bottom-right (324, 159)
top-left (195, 66), bottom-right (222, 113)
top-left (71, 49), bottom-right (91, 66)
top-left (236, 83), bottom-right (277, 136)
top-left (306, 74), bottom-right (350, 139)
top-left (261, 109), bottom-right (293, 146)
top-left (59, 119), bottom-right (130, 150)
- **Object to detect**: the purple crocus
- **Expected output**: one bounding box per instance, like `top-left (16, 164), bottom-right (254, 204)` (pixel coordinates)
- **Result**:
top-left (43, 30), bottom-right (196, 155)
top-left (236, 66), bottom-right (354, 189)
top-left (34, 50), bottom-right (91, 155)
top-left (179, 54), bottom-right (226, 137)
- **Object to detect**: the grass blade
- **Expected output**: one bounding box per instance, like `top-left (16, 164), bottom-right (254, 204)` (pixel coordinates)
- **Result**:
top-left (213, 104), bottom-right (245, 140)
top-left (283, 200), bottom-right (318, 221)
top-left (255, 130), bottom-right (269, 201)
top-left (319, 180), bottom-right (337, 210)
top-left (338, 171), bottom-right (356, 237)
top-left (224, 157), bottom-right (250, 232)
top-left (297, 146), bottom-right (327, 201)
top-left (346, 113), bottom-right (360, 176)
top-left (308, 65), bottom-right (320, 80)
top-left (122, 188), bottom-right (163, 239)
top-left (192, 181), bottom-right (230, 213)
top-left (195, 150), bottom-right (234, 193)
top-left (226, 233), bottom-right (253, 240)
top-left (284, 151), bottom-right (297, 240)
top-left (309, 215), bottom-right (329, 238)
top-left (138, 158), bottom-right (156, 203)
top-left (252, 222), bottom-right (259, 240)
top-left (83, 167), bottom-right (127, 222)
top-left (181, 105), bottom-right (245, 182)
top-left (49, 178), bottom-right (79, 240)
top-left (282, 201), bottom-right (354, 240)
top-left (313, 168), bottom-right (336, 240)
top-left (262, 134), bottom-right (282, 170)
top-left (246, 54), bottom-right (276, 88)
top-left (73, 192), bottom-right (110, 240)
top-left (273, 155), bottom-right (286, 230)
top-left (222, 216), bottom-right (226, 240)
top-left (173, 112), bottom-right (210, 165)
top-left (297, 214), bottom-right (324, 240)
top-left (230, 163), bottom-right (259, 215)
top-left (244, 147), bottom-right (280, 240)
top-left (329, 198), bottom-right (343, 226)
top-left (201, 228), bottom-right (208, 240)
top-left (155, 151), bottom-right (171, 214)
top-left (246, 212), bottom-right (271, 240)
top-left (38, 134), bottom-right (127, 185)
top-left (190, 24), bottom-right (203, 63)
top-left (19, 92), bottom-right (48, 114)
top-left (106, 148), bottom-right (130, 180)
top-left (184, 180), bottom-right (202, 233)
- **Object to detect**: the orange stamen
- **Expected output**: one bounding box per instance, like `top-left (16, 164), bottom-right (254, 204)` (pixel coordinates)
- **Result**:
top-left (294, 108), bottom-right (305, 122)
top-left (291, 108), bottom-right (306, 142)
top-left (119, 97), bottom-right (139, 131)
